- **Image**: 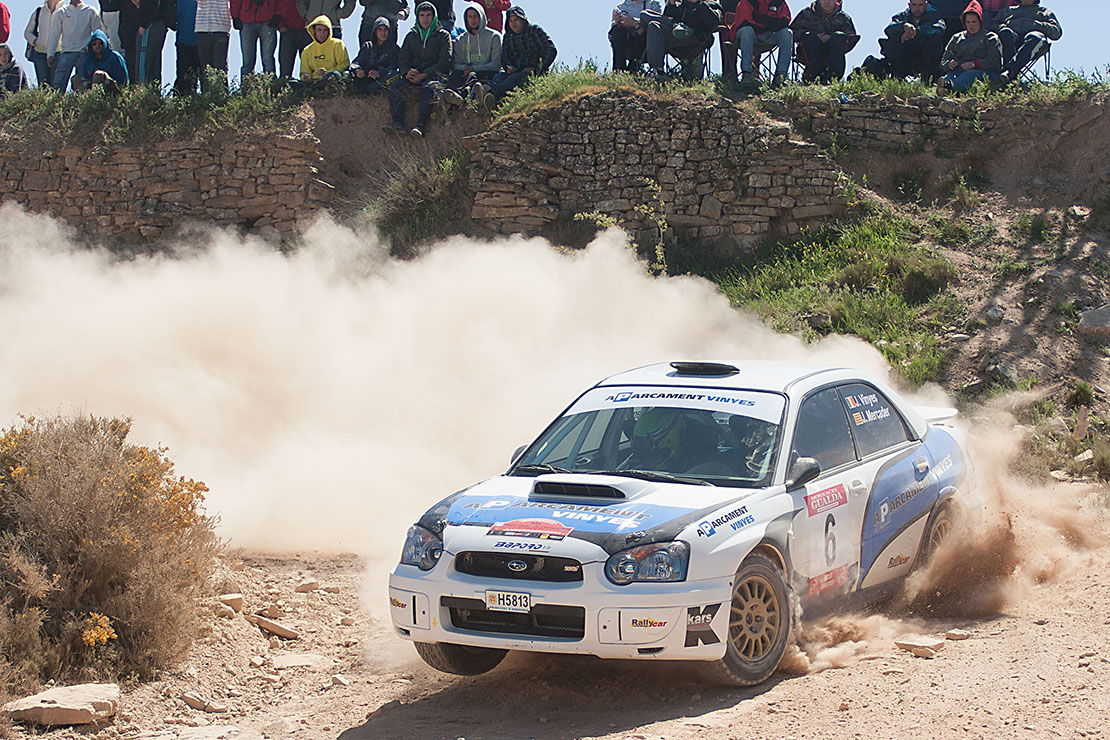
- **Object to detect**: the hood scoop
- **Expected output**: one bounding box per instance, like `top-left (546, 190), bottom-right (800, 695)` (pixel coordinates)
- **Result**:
top-left (530, 474), bottom-right (653, 501)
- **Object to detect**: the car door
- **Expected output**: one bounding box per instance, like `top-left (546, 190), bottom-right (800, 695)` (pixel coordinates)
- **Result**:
top-left (787, 386), bottom-right (871, 603)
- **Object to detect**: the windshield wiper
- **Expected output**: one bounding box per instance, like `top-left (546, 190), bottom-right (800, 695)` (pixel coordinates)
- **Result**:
top-left (512, 463), bottom-right (573, 475)
top-left (593, 470), bottom-right (715, 486)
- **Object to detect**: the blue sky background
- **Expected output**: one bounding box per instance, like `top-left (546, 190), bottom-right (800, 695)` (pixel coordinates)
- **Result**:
top-left (5, 0), bottom-right (1106, 86)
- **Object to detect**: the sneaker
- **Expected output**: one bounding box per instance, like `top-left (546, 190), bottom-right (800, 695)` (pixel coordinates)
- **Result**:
top-left (999, 70), bottom-right (1013, 86)
top-left (381, 122), bottom-right (406, 135)
top-left (469, 82), bottom-right (482, 102)
top-left (771, 72), bottom-right (787, 90)
top-left (935, 78), bottom-right (949, 96)
top-left (410, 126), bottom-right (424, 138)
top-left (481, 89), bottom-right (497, 111)
top-left (442, 88), bottom-right (465, 107)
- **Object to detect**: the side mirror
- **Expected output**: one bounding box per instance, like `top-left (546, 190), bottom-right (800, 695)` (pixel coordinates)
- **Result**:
top-left (785, 457), bottom-right (821, 491)
top-left (510, 445), bottom-right (527, 466)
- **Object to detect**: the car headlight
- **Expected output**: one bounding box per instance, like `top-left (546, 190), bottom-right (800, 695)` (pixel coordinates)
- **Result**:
top-left (605, 541), bottom-right (689, 585)
top-left (400, 525), bottom-right (443, 571)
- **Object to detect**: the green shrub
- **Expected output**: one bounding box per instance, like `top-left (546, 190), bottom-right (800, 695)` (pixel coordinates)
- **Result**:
top-left (893, 168), bottom-right (928, 202)
top-left (1012, 210), bottom-right (1056, 243)
top-left (901, 259), bottom-right (957, 304)
top-left (1067, 381), bottom-right (1095, 409)
top-left (0, 415), bottom-right (218, 699)
top-left (372, 149), bottom-right (472, 256)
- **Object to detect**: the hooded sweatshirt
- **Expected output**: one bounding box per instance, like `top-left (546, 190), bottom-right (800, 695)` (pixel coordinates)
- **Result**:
top-left (453, 1), bottom-right (500, 73)
top-left (730, 0), bottom-right (791, 35)
top-left (501, 5), bottom-right (555, 73)
top-left (79, 27), bottom-right (128, 82)
top-left (480, 0), bottom-right (510, 32)
top-left (1, 44), bottom-right (30, 93)
top-left (47, 0), bottom-right (102, 55)
top-left (296, 0), bottom-right (355, 29)
top-left (0, 4), bottom-right (8, 44)
top-left (940, 0), bottom-right (1002, 72)
top-left (25, 1), bottom-right (61, 54)
top-left (397, 1), bottom-right (451, 77)
top-left (791, 0), bottom-right (855, 36)
top-left (885, 2), bottom-right (946, 38)
top-left (351, 15), bottom-right (399, 73)
top-left (300, 14), bottom-right (349, 77)
top-left (990, 0), bottom-right (1061, 41)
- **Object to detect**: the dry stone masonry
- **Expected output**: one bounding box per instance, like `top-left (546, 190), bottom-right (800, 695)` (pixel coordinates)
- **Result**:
top-left (465, 90), bottom-right (847, 250)
top-left (0, 135), bottom-right (334, 241)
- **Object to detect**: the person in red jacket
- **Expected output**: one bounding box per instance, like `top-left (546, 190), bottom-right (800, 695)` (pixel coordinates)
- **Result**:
top-left (727, 0), bottom-right (792, 88)
top-left (0, 1), bottom-right (10, 44)
top-left (232, 0), bottom-right (280, 77)
top-left (477, 0), bottom-right (508, 32)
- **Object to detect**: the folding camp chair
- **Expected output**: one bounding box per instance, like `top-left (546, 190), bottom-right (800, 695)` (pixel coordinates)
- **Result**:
top-left (793, 34), bottom-right (860, 83)
top-left (1017, 45), bottom-right (1051, 83)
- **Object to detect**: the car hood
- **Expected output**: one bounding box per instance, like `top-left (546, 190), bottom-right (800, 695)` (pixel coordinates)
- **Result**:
top-left (426, 473), bottom-right (756, 556)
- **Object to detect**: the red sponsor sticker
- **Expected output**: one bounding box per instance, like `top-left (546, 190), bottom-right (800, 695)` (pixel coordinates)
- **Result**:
top-left (486, 518), bottom-right (573, 540)
top-left (806, 564), bottom-right (853, 598)
top-left (805, 483), bottom-right (847, 516)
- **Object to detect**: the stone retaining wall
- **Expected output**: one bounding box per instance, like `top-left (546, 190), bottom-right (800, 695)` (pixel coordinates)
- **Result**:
top-left (465, 91), bottom-right (847, 250)
top-left (0, 135), bottom-right (333, 241)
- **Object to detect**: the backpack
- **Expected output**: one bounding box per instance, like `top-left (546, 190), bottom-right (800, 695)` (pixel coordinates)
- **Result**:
top-left (26, 7), bottom-right (41, 61)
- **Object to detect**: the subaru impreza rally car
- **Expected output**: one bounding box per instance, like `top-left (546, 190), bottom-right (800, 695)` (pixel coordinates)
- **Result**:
top-left (389, 361), bottom-right (978, 685)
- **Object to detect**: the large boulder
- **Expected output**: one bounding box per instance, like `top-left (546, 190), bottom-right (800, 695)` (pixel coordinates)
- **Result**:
top-left (1079, 304), bottom-right (1110, 338)
top-left (2, 683), bottom-right (120, 725)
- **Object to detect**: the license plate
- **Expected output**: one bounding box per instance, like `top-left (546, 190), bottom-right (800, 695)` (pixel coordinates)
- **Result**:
top-left (485, 590), bottom-right (531, 613)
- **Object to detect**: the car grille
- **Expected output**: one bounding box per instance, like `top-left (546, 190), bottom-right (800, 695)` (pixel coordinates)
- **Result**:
top-left (455, 551), bottom-right (584, 583)
top-left (442, 597), bottom-right (585, 640)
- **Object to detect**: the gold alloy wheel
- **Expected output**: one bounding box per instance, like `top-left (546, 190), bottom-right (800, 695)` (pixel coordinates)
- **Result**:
top-left (729, 574), bottom-right (782, 661)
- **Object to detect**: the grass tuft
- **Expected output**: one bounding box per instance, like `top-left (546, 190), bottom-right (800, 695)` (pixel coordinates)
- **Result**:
top-left (371, 148), bottom-right (471, 256)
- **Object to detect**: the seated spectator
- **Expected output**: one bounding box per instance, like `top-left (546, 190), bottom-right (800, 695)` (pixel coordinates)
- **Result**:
top-left (979, 0), bottom-right (1016, 27)
top-left (47, 0), bottom-right (103, 91)
top-left (880, 0), bottom-right (945, 81)
top-left (350, 15), bottom-right (398, 92)
top-left (609, 0), bottom-right (660, 73)
top-left (298, 13), bottom-right (350, 85)
top-left (726, 0), bottom-right (791, 89)
top-left (937, 0), bottom-right (1000, 93)
top-left (478, 0), bottom-right (508, 32)
top-left (79, 28), bottom-right (128, 90)
top-left (990, 0), bottom-right (1060, 83)
top-left (447, 2), bottom-right (499, 102)
top-left (791, 0), bottom-right (856, 83)
top-left (358, 0), bottom-right (407, 47)
top-left (642, 0), bottom-right (718, 80)
top-left (487, 6), bottom-right (554, 102)
top-left (0, 42), bottom-right (29, 93)
top-left (383, 1), bottom-right (451, 137)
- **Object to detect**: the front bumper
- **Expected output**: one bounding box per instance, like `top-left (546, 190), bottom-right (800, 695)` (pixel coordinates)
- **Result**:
top-left (388, 561), bottom-right (734, 661)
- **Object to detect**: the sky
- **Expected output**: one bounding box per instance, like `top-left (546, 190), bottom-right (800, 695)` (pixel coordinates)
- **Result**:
top-left (5, 0), bottom-right (1107, 88)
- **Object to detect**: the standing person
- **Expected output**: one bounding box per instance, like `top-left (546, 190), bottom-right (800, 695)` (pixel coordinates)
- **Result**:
top-left (477, 0), bottom-right (507, 32)
top-left (790, 0), bottom-right (856, 83)
top-left (137, 0), bottom-right (175, 86)
top-left (929, 0), bottom-right (973, 36)
top-left (23, 0), bottom-right (63, 87)
top-left (195, 0), bottom-right (231, 89)
top-left (79, 27), bottom-right (127, 89)
top-left (295, 0), bottom-right (354, 39)
top-left (446, 1), bottom-right (498, 100)
top-left (175, 0), bottom-right (201, 92)
top-left (47, 0), bottom-right (102, 91)
top-left (990, 0), bottom-right (1060, 83)
top-left (880, 0), bottom-right (946, 81)
top-left (1, 42), bottom-right (30, 92)
top-left (358, 0), bottom-right (407, 47)
top-left (609, 0), bottom-right (660, 73)
top-left (937, 0), bottom-right (1001, 93)
top-left (275, 0), bottom-right (308, 78)
top-left (118, 0), bottom-right (140, 83)
top-left (726, 0), bottom-right (792, 88)
top-left (642, 0), bottom-right (718, 81)
top-left (100, 0), bottom-right (121, 49)
top-left (350, 15), bottom-right (398, 92)
top-left (488, 5), bottom-right (553, 100)
top-left (383, 1), bottom-right (450, 137)
top-left (0, 1), bottom-right (9, 43)
top-left (232, 0), bottom-right (279, 78)
top-left (297, 13), bottom-right (348, 84)
top-left (429, 0), bottom-right (452, 30)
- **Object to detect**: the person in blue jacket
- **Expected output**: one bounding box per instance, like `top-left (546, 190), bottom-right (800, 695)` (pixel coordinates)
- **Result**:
top-left (880, 0), bottom-right (946, 80)
top-left (79, 27), bottom-right (128, 90)
top-left (175, 0), bottom-right (201, 93)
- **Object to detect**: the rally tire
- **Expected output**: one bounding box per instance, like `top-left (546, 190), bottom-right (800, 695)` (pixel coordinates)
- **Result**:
top-left (414, 642), bottom-right (508, 676)
top-left (695, 552), bottom-right (793, 687)
top-left (924, 504), bottom-right (955, 557)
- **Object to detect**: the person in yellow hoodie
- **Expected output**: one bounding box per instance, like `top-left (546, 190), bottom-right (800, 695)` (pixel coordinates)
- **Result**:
top-left (299, 14), bottom-right (349, 85)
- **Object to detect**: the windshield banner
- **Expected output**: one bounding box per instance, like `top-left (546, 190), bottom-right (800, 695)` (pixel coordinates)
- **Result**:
top-left (567, 386), bottom-right (785, 423)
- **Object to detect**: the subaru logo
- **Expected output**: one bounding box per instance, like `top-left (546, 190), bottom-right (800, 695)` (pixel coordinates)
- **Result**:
top-left (507, 560), bottom-right (528, 572)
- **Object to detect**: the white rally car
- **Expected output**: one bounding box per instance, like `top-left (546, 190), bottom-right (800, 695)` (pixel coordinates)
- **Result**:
top-left (389, 361), bottom-right (978, 685)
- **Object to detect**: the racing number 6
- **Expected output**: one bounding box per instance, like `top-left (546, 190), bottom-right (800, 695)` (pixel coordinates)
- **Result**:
top-left (824, 513), bottom-right (836, 566)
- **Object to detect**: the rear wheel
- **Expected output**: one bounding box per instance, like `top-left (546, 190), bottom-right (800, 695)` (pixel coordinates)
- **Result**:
top-left (695, 552), bottom-right (793, 687)
top-left (414, 642), bottom-right (508, 676)
top-left (925, 505), bottom-right (955, 555)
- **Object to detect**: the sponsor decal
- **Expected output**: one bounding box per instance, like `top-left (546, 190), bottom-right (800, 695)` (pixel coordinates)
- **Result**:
top-left (487, 518), bottom-right (573, 541)
top-left (887, 553), bottom-right (910, 568)
top-left (451, 496), bottom-right (695, 535)
top-left (845, 391), bottom-right (880, 409)
top-left (806, 484), bottom-right (848, 517)
top-left (629, 618), bottom-right (668, 629)
top-left (696, 506), bottom-right (755, 537)
top-left (873, 454), bottom-right (954, 529)
top-left (685, 604), bottom-right (722, 647)
top-left (806, 563), bottom-right (854, 598)
top-left (852, 406), bottom-right (892, 426)
top-left (566, 386), bottom-right (786, 423)
top-left (389, 597), bottom-right (407, 609)
top-left (563, 564), bottom-right (581, 572)
top-left (605, 391), bottom-right (755, 408)
top-left (493, 541), bottom-right (549, 552)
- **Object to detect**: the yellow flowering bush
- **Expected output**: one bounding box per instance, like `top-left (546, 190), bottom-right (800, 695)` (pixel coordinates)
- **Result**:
top-left (0, 415), bottom-right (218, 695)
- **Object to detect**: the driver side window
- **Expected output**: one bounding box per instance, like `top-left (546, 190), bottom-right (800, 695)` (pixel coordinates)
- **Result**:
top-left (791, 388), bottom-right (856, 473)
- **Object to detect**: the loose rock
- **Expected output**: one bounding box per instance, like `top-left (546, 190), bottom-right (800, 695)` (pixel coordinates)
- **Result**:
top-left (2, 683), bottom-right (120, 726)
top-left (219, 594), bottom-right (244, 612)
top-left (294, 579), bottom-right (320, 593)
top-left (946, 629), bottom-right (971, 640)
top-left (255, 616), bottom-right (299, 640)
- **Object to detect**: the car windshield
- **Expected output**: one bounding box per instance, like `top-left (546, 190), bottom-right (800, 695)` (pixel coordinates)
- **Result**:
top-left (512, 386), bottom-right (786, 488)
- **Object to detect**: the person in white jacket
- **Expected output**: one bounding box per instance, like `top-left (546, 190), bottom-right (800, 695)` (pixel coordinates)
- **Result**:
top-left (46, 0), bottom-right (101, 90)
top-left (609, 0), bottom-right (659, 71)
top-left (23, 0), bottom-right (62, 86)
top-left (445, 1), bottom-right (499, 101)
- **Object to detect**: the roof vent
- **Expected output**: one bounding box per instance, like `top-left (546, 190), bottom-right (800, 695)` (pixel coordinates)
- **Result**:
top-left (669, 362), bottom-right (740, 377)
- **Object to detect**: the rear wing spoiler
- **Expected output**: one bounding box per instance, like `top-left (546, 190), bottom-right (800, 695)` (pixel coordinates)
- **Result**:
top-left (917, 406), bottom-right (958, 424)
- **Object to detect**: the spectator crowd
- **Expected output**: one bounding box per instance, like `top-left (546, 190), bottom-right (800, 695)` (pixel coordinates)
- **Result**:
top-left (0, 0), bottom-right (1065, 125)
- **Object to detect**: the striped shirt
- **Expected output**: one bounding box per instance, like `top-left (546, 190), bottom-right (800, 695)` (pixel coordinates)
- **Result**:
top-left (195, 0), bottom-right (231, 32)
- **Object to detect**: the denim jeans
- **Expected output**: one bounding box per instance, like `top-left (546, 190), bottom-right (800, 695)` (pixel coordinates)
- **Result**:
top-left (138, 21), bottom-right (168, 85)
top-left (278, 28), bottom-right (310, 78)
top-left (389, 77), bottom-right (437, 128)
top-left (240, 22), bottom-right (278, 78)
top-left (51, 50), bottom-right (85, 90)
top-left (737, 26), bottom-right (792, 76)
top-left (32, 50), bottom-right (51, 88)
top-left (489, 69), bottom-right (531, 99)
top-left (996, 28), bottom-right (1048, 76)
top-left (944, 67), bottom-right (998, 92)
top-left (643, 14), bottom-right (705, 72)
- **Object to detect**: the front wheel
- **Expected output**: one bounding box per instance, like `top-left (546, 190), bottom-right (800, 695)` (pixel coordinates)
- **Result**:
top-left (414, 642), bottom-right (507, 676)
top-left (695, 552), bottom-right (793, 687)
